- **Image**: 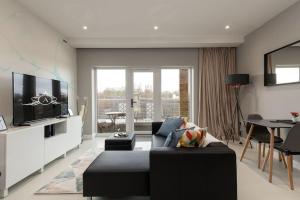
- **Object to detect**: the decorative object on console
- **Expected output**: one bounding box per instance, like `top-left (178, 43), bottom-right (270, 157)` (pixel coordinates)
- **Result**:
top-left (78, 97), bottom-right (88, 125)
top-left (68, 108), bottom-right (74, 116)
top-left (0, 116), bottom-right (7, 131)
top-left (225, 73), bottom-right (249, 144)
top-left (291, 112), bottom-right (300, 122)
top-left (79, 97), bottom-right (88, 142)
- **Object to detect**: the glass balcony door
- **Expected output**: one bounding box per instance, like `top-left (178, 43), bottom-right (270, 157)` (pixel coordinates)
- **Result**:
top-left (96, 67), bottom-right (192, 135)
top-left (96, 69), bottom-right (127, 134)
top-left (127, 69), bottom-right (160, 134)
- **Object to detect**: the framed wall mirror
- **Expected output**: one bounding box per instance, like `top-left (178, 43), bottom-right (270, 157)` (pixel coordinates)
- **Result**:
top-left (264, 40), bottom-right (300, 86)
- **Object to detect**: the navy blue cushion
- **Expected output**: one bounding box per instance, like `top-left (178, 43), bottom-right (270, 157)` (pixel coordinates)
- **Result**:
top-left (156, 118), bottom-right (183, 137)
top-left (164, 127), bottom-right (195, 147)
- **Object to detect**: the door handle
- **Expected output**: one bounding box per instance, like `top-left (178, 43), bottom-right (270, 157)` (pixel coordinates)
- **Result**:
top-left (131, 99), bottom-right (137, 108)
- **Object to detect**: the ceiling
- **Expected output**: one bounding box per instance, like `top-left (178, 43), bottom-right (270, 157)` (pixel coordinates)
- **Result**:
top-left (17, 0), bottom-right (299, 48)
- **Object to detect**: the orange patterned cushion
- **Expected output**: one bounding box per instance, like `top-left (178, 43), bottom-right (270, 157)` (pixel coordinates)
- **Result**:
top-left (177, 129), bottom-right (207, 148)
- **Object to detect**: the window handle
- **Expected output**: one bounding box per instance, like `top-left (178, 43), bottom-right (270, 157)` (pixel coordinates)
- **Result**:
top-left (131, 99), bottom-right (137, 108)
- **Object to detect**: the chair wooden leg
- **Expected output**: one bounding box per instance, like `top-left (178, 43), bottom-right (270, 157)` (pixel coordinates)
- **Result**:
top-left (263, 143), bottom-right (266, 157)
top-left (240, 124), bottom-right (254, 161)
top-left (279, 152), bottom-right (282, 162)
top-left (287, 155), bottom-right (294, 190)
top-left (281, 153), bottom-right (287, 168)
top-left (258, 143), bottom-right (262, 169)
top-left (291, 155), bottom-right (293, 172)
top-left (262, 147), bottom-right (270, 171)
top-left (277, 128), bottom-right (282, 162)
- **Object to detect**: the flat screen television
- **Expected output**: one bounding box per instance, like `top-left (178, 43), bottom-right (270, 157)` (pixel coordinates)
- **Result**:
top-left (13, 72), bottom-right (68, 125)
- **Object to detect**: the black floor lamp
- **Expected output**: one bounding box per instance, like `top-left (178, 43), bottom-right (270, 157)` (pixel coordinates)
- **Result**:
top-left (225, 74), bottom-right (249, 144)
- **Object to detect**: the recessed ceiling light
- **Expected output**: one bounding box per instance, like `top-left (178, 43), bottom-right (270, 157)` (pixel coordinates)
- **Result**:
top-left (83, 26), bottom-right (88, 30)
top-left (225, 25), bottom-right (230, 30)
top-left (153, 26), bottom-right (159, 30)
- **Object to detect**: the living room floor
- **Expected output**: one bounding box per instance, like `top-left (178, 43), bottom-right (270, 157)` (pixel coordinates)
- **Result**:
top-left (3, 135), bottom-right (300, 200)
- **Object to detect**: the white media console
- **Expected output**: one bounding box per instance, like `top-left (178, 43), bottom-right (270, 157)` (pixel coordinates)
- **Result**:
top-left (0, 116), bottom-right (82, 198)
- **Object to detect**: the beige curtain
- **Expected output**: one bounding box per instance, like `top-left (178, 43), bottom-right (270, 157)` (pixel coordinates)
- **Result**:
top-left (198, 48), bottom-right (237, 140)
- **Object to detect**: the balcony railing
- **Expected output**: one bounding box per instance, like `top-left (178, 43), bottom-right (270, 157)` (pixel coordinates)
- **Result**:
top-left (96, 98), bottom-right (183, 133)
top-left (97, 98), bottom-right (180, 120)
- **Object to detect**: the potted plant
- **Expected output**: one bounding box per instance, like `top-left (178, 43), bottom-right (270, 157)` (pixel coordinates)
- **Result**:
top-left (291, 112), bottom-right (300, 122)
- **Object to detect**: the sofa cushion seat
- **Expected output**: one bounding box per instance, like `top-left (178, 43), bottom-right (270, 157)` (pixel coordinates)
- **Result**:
top-left (83, 151), bottom-right (150, 197)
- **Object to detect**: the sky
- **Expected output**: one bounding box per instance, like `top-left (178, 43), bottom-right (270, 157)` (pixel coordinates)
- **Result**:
top-left (97, 69), bottom-right (180, 92)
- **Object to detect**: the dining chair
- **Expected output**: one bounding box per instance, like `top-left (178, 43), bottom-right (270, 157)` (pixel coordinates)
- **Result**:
top-left (245, 114), bottom-right (283, 168)
top-left (274, 124), bottom-right (300, 190)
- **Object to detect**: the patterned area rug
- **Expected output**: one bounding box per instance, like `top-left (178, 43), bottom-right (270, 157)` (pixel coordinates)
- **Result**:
top-left (36, 146), bottom-right (103, 194)
top-left (36, 142), bottom-right (151, 194)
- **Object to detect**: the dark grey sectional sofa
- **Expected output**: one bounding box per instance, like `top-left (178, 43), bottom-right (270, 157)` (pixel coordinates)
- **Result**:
top-left (83, 122), bottom-right (237, 200)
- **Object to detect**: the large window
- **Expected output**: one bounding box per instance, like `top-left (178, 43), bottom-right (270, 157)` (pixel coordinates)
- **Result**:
top-left (96, 67), bottom-right (192, 134)
top-left (133, 71), bottom-right (154, 131)
top-left (161, 68), bottom-right (191, 120)
top-left (96, 69), bottom-right (126, 133)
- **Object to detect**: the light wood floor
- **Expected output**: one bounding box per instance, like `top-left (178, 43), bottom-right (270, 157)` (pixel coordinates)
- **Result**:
top-left (2, 136), bottom-right (300, 200)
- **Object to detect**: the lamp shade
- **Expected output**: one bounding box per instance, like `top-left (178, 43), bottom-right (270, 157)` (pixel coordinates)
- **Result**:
top-left (225, 74), bottom-right (249, 86)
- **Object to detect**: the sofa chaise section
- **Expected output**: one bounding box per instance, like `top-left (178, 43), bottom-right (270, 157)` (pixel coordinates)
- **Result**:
top-left (83, 151), bottom-right (150, 198)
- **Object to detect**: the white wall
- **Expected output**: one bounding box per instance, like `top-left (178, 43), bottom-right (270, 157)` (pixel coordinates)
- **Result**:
top-left (0, 0), bottom-right (77, 125)
top-left (237, 1), bottom-right (300, 162)
top-left (237, 2), bottom-right (300, 119)
top-left (77, 48), bottom-right (200, 136)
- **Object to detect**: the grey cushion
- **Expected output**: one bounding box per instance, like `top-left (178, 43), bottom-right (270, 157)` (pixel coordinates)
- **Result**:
top-left (156, 117), bottom-right (183, 137)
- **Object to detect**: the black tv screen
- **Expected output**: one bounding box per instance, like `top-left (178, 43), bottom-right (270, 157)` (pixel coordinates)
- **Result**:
top-left (13, 72), bottom-right (68, 125)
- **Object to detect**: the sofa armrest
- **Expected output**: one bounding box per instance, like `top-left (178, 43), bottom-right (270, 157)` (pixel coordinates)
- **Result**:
top-left (150, 147), bottom-right (237, 200)
top-left (151, 122), bottom-right (163, 135)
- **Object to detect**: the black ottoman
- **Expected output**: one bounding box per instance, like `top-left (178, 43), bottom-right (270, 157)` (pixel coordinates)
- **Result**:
top-left (105, 133), bottom-right (135, 150)
top-left (83, 151), bottom-right (150, 198)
